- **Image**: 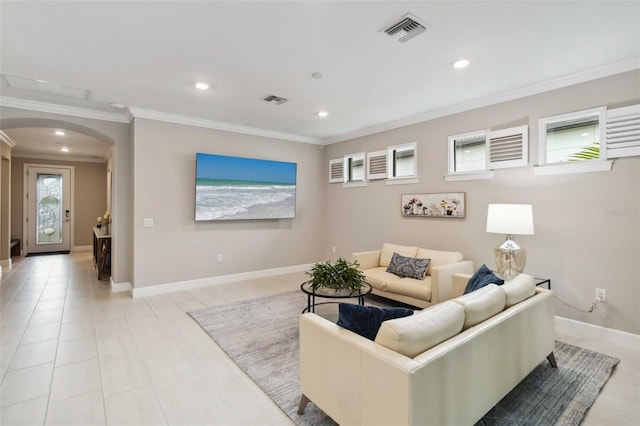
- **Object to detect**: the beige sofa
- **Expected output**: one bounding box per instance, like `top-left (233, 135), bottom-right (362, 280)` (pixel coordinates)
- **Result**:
top-left (298, 274), bottom-right (556, 426)
top-left (352, 243), bottom-right (474, 308)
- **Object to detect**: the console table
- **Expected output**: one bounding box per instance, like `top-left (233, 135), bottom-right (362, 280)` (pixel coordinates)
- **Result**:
top-left (10, 239), bottom-right (20, 257)
top-left (93, 227), bottom-right (111, 280)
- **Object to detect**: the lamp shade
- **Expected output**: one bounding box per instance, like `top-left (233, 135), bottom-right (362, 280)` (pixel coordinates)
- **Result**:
top-left (486, 204), bottom-right (534, 235)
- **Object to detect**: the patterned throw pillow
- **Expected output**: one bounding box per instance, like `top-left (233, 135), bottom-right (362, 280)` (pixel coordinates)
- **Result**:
top-left (386, 252), bottom-right (430, 280)
top-left (463, 264), bottom-right (505, 294)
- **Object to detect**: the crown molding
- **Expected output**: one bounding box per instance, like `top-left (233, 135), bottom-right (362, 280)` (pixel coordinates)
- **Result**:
top-left (0, 96), bottom-right (131, 123)
top-left (0, 130), bottom-right (16, 148)
top-left (128, 107), bottom-right (323, 145)
top-left (325, 57), bottom-right (640, 144)
top-left (10, 151), bottom-right (107, 163)
top-left (4, 56), bottom-right (637, 147)
top-left (0, 94), bottom-right (320, 144)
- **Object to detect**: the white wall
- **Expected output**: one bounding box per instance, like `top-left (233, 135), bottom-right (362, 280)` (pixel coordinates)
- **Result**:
top-left (323, 70), bottom-right (640, 334)
top-left (131, 118), bottom-right (326, 288)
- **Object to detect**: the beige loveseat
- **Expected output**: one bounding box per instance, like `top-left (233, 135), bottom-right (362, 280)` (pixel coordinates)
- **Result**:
top-left (298, 274), bottom-right (556, 426)
top-left (352, 243), bottom-right (474, 308)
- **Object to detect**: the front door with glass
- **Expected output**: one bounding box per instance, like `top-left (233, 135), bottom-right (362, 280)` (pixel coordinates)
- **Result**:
top-left (25, 166), bottom-right (72, 254)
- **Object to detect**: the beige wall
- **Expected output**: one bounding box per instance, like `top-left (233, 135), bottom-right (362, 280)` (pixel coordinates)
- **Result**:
top-left (131, 118), bottom-right (326, 288)
top-left (324, 70), bottom-right (640, 334)
top-left (10, 158), bottom-right (107, 247)
top-left (1, 72), bottom-right (638, 335)
top-left (0, 141), bottom-right (11, 262)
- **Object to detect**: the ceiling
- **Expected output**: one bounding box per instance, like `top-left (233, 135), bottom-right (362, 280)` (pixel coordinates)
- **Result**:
top-left (1, 1), bottom-right (639, 160)
top-left (1, 127), bottom-right (111, 162)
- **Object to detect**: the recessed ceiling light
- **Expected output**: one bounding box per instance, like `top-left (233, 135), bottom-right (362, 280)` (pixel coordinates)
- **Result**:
top-left (60, 147), bottom-right (69, 152)
top-left (195, 82), bottom-right (209, 90)
top-left (55, 130), bottom-right (66, 136)
top-left (318, 111), bottom-right (329, 118)
top-left (453, 59), bottom-right (470, 69)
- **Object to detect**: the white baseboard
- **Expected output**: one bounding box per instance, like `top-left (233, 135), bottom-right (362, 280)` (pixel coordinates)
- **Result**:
top-left (72, 245), bottom-right (92, 252)
top-left (555, 315), bottom-right (640, 350)
top-left (111, 279), bottom-right (133, 293)
top-left (131, 263), bottom-right (314, 298)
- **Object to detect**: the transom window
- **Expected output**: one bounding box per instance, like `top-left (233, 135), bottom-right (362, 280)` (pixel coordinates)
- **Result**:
top-left (539, 107), bottom-right (605, 165)
top-left (388, 142), bottom-right (417, 179)
top-left (346, 152), bottom-right (365, 183)
top-left (448, 130), bottom-right (488, 173)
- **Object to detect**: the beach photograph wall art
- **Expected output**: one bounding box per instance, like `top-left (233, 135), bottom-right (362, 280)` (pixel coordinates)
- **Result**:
top-left (195, 153), bottom-right (297, 221)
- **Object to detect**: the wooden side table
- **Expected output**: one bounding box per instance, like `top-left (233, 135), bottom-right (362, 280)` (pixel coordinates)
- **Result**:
top-left (93, 227), bottom-right (111, 280)
top-left (10, 239), bottom-right (20, 257)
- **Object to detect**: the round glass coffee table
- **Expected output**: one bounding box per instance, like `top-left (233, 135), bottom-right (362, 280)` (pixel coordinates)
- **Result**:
top-left (300, 281), bottom-right (372, 313)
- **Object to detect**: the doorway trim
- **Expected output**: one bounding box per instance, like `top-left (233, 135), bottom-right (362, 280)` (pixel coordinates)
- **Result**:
top-left (22, 163), bottom-right (75, 256)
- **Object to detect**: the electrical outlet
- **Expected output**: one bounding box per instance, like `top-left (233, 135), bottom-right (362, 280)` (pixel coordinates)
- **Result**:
top-left (595, 288), bottom-right (607, 303)
top-left (216, 253), bottom-right (223, 262)
top-left (332, 246), bottom-right (336, 253)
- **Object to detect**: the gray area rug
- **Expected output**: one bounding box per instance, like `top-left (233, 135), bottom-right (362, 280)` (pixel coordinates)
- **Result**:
top-left (477, 341), bottom-right (619, 426)
top-left (188, 290), bottom-right (619, 426)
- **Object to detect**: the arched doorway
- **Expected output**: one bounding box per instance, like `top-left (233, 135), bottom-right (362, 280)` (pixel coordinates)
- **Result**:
top-left (1, 117), bottom-right (114, 257)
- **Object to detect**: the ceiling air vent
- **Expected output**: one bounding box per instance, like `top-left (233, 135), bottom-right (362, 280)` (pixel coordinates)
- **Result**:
top-left (263, 95), bottom-right (289, 105)
top-left (382, 14), bottom-right (428, 43)
top-left (3, 74), bottom-right (91, 100)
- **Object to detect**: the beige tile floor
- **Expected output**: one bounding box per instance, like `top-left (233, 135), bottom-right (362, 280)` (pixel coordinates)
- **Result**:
top-left (1, 252), bottom-right (638, 425)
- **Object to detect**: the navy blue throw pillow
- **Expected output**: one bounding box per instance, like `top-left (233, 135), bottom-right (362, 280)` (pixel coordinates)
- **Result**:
top-left (463, 264), bottom-right (505, 294)
top-left (336, 303), bottom-right (414, 340)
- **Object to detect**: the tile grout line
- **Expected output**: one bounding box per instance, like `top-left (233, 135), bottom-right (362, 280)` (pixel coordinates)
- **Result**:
top-left (87, 264), bottom-right (110, 426)
top-left (125, 295), bottom-right (172, 425)
top-left (1, 256), bottom-right (49, 386)
top-left (0, 256), bottom-right (62, 417)
top-left (43, 254), bottom-right (72, 424)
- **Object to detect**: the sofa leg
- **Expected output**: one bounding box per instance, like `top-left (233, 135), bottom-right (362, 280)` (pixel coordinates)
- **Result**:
top-left (547, 352), bottom-right (557, 368)
top-left (297, 394), bottom-right (310, 414)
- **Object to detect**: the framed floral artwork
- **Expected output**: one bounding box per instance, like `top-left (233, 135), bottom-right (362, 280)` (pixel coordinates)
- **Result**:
top-left (401, 193), bottom-right (465, 218)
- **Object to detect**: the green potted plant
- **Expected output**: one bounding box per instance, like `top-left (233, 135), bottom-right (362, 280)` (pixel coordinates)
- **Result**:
top-left (305, 258), bottom-right (366, 294)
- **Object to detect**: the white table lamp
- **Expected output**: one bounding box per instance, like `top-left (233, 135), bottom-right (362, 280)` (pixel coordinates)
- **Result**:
top-left (486, 204), bottom-right (534, 280)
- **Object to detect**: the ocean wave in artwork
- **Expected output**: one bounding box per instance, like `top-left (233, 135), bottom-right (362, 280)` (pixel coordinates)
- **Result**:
top-left (195, 179), bottom-right (296, 220)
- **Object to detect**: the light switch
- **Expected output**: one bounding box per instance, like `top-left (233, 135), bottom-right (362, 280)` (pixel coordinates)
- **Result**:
top-left (143, 218), bottom-right (154, 227)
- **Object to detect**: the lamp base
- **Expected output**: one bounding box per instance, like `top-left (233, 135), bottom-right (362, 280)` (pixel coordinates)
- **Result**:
top-left (494, 235), bottom-right (526, 281)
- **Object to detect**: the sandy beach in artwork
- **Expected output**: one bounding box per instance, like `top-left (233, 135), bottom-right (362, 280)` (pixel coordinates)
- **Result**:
top-left (195, 178), bottom-right (296, 221)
